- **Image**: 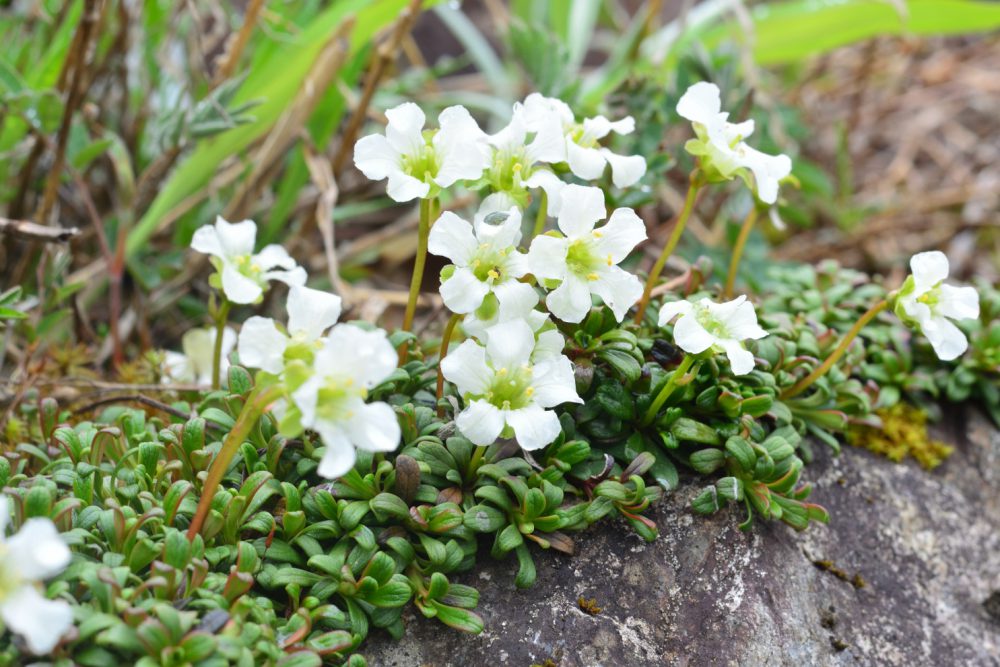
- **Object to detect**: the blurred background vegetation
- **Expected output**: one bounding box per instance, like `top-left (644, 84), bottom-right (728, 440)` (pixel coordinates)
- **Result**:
top-left (0, 0), bottom-right (997, 390)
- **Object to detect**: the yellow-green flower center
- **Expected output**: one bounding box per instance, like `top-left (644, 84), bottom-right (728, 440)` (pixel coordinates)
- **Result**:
top-left (565, 238), bottom-right (608, 282)
top-left (475, 365), bottom-right (534, 411)
top-left (400, 139), bottom-right (440, 183)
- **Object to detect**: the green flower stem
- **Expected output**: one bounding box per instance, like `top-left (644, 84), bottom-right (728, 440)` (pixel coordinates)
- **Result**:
top-left (724, 207), bottom-right (760, 300)
top-left (634, 171), bottom-right (702, 325)
top-left (467, 444), bottom-right (487, 475)
top-left (436, 312), bottom-right (463, 416)
top-left (211, 298), bottom-right (232, 390)
top-left (781, 299), bottom-right (890, 400)
top-left (187, 384), bottom-right (282, 540)
top-left (530, 190), bottom-right (548, 240)
top-left (642, 353), bottom-right (697, 426)
top-left (400, 197), bottom-right (436, 363)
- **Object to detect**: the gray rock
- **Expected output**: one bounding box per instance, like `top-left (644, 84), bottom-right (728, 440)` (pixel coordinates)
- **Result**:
top-left (365, 408), bottom-right (1000, 666)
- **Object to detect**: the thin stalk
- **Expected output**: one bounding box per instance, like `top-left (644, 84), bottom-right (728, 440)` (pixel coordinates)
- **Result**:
top-left (724, 207), bottom-right (760, 299)
top-left (436, 312), bottom-right (463, 416)
top-left (399, 197), bottom-right (434, 363)
top-left (467, 444), bottom-right (487, 475)
top-left (187, 385), bottom-right (282, 540)
top-left (211, 299), bottom-right (231, 390)
top-left (530, 190), bottom-right (548, 240)
top-left (641, 354), bottom-right (697, 426)
top-left (634, 172), bottom-right (702, 324)
top-left (781, 299), bottom-right (889, 400)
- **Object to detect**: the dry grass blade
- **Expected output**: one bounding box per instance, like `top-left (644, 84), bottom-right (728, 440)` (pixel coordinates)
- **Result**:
top-left (332, 0), bottom-right (422, 176)
top-left (0, 218), bottom-right (80, 243)
top-left (223, 18), bottom-right (355, 221)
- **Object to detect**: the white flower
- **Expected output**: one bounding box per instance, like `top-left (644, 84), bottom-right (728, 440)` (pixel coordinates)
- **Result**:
top-left (353, 102), bottom-right (490, 202)
top-left (486, 102), bottom-right (567, 211)
top-left (658, 295), bottom-right (768, 375)
top-left (0, 496), bottom-right (73, 655)
top-left (895, 251), bottom-right (980, 361)
top-left (191, 217), bottom-right (306, 304)
top-left (526, 185), bottom-right (646, 323)
top-left (522, 93), bottom-right (646, 188)
top-left (676, 82), bottom-right (792, 205)
top-left (237, 285), bottom-right (343, 374)
top-left (291, 325), bottom-right (401, 478)
top-left (163, 326), bottom-right (237, 385)
top-left (428, 195), bottom-right (536, 318)
top-left (441, 319), bottom-right (581, 450)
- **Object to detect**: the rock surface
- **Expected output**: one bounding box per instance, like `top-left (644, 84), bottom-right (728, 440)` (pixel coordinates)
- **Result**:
top-left (365, 408), bottom-right (1000, 667)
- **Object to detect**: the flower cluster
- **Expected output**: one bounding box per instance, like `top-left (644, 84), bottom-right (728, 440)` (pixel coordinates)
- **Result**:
top-left (354, 93), bottom-right (648, 210)
top-left (235, 284), bottom-right (401, 479)
top-left (191, 216), bottom-right (305, 304)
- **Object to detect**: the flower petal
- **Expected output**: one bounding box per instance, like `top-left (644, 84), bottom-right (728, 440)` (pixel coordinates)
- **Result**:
top-left (428, 212), bottom-right (478, 265)
top-left (287, 285), bottom-right (342, 340)
top-left (522, 169), bottom-right (566, 216)
top-left (938, 284), bottom-right (980, 321)
top-left (522, 93), bottom-right (574, 129)
top-left (525, 112), bottom-right (567, 164)
top-left (384, 102), bottom-right (426, 155)
top-left (677, 81), bottom-right (722, 125)
top-left (221, 263), bottom-right (263, 304)
top-left (494, 280), bottom-right (539, 320)
top-left (237, 317), bottom-right (288, 374)
top-left (920, 315), bottom-right (968, 361)
top-left (506, 404), bottom-right (561, 451)
top-left (386, 171), bottom-right (430, 202)
top-left (213, 217), bottom-right (257, 257)
top-left (526, 234), bottom-right (569, 281)
top-left (7, 518), bottom-right (71, 581)
top-left (544, 274), bottom-right (593, 323)
top-left (262, 265), bottom-right (307, 289)
top-left (672, 312), bottom-right (715, 354)
top-left (441, 340), bottom-right (493, 396)
top-left (909, 251), bottom-right (950, 294)
top-left (590, 265), bottom-right (643, 322)
top-left (344, 401), bottom-right (401, 453)
top-left (440, 266), bottom-right (490, 314)
top-left (601, 149), bottom-right (647, 188)
top-left (556, 184), bottom-right (606, 237)
top-left (735, 144), bottom-right (791, 205)
top-left (713, 296), bottom-right (768, 340)
top-left (434, 105), bottom-right (490, 187)
top-left (253, 244), bottom-right (297, 271)
top-left (485, 319), bottom-right (535, 368)
top-left (315, 325), bottom-right (397, 388)
top-left (565, 142), bottom-right (607, 181)
top-left (314, 422), bottom-right (357, 479)
top-left (530, 356), bottom-right (581, 407)
top-left (456, 400), bottom-right (506, 446)
top-left (190, 224), bottom-right (224, 257)
top-left (473, 204), bottom-right (523, 249)
top-left (594, 207), bottom-right (646, 263)
top-left (353, 133), bottom-right (401, 181)
top-left (657, 299), bottom-right (693, 326)
top-left (533, 328), bottom-right (565, 361)
top-left (291, 376), bottom-right (324, 426)
top-left (0, 586), bottom-right (73, 655)
top-left (720, 339), bottom-right (756, 375)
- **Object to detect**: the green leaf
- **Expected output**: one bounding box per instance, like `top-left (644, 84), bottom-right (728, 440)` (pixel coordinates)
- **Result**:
top-left (429, 601), bottom-right (485, 634)
top-left (689, 448), bottom-right (725, 474)
top-left (598, 349), bottom-right (643, 383)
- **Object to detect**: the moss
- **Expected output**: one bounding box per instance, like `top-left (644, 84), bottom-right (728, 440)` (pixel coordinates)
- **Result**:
top-left (577, 596), bottom-right (602, 615)
top-left (812, 560), bottom-right (865, 589)
top-left (848, 403), bottom-right (954, 470)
